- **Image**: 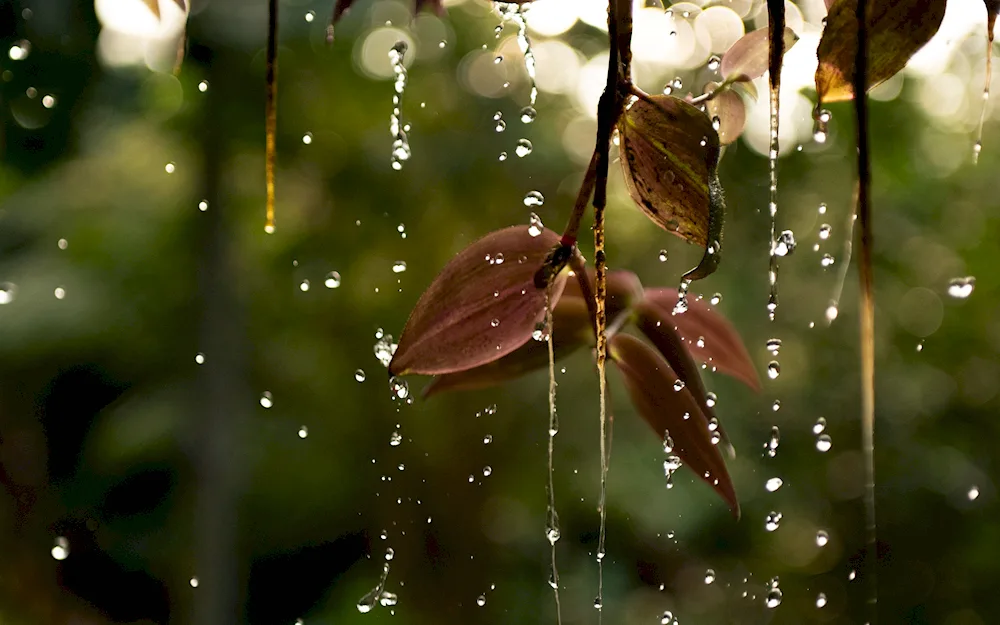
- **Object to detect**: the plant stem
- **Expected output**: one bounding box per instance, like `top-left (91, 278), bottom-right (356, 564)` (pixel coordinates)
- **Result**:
top-left (265, 0), bottom-right (278, 234)
top-left (560, 152), bottom-right (599, 247)
top-left (853, 0), bottom-right (877, 622)
top-left (593, 0), bottom-right (632, 618)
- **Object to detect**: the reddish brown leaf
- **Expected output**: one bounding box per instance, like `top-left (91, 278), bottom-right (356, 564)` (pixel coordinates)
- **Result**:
top-left (423, 295), bottom-right (591, 397)
top-left (720, 26), bottom-right (799, 83)
top-left (562, 268), bottom-right (644, 322)
top-left (610, 334), bottom-right (738, 517)
top-left (389, 227), bottom-right (567, 376)
top-left (633, 299), bottom-right (733, 455)
top-left (815, 0), bottom-right (946, 104)
top-left (642, 289), bottom-right (760, 393)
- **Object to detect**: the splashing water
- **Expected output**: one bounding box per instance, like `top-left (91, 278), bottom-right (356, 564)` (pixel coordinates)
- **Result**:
top-left (495, 2), bottom-right (538, 111)
top-left (766, 85), bottom-right (781, 321)
top-left (765, 577), bottom-right (783, 608)
top-left (947, 276), bottom-right (976, 299)
top-left (388, 41), bottom-right (411, 171)
top-left (357, 558), bottom-right (392, 613)
top-left (543, 287), bottom-right (564, 624)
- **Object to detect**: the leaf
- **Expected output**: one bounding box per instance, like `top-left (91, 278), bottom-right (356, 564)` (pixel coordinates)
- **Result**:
top-left (633, 299), bottom-right (733, 457)
top-left (618, 94), bottom-right (722, 260)
top-left (142, 0), bottom-right (160, 18)
top-left (610, 334), bottom-right (738, 517)
top-left (389, 227), bottom-right (567, 376)
top-left (720, 26), bottom-right (799, 83)
top-left (815, 0), bottom-right (946, 104)
top-left (562, 268), bottom-right (644, 322)
top-left (423, 295), bottom-right (591, 397)
top-left (704, 85), bottom-right (746, 146)
top-left (642, 288), bottom-right (760, 392)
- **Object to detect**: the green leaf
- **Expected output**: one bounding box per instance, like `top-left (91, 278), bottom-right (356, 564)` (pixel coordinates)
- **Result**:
top-left (618, 95), bottom-right (726, 281)
top-left (815, 0), bottom-right (946, 104)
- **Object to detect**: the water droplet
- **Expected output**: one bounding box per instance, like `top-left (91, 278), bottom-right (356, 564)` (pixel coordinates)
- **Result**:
top-left (298, 425), bottom-right (309, 438)
top-left (527, 212), bottom-right (544, 237)
top-left (825, 303), bottom-right (839, 321)
top-left (660, 611), bottom-right (674, 624)
top-left (483, 434), bottom-right (493, 444)
top-left (766, 477), bottom-right (783, 492)
top-left (164, 162), bottom-right (176, 174)
top-left (771, 400), bottom-right (780, 412)
top-left (947, 276), bottom-right (975, 299)
top-left (51, 536), bottom-right (69, 560)
top-left (848, 569), bottom-right (856, 581)
top-left (523, 190), bottom-right (544, 207)
top-left (663, 455), bottom-right (683, 488)
top-left (593, 597), bottom-right (603, 610)
top-left (662, 431), bottom-right (674, 454)
top-left (773, 230), bottom-right (796, 257)
top-left (816, 592), bottom-right (828, 608)
top-left (476, 594), bottom-right (486, 606)
top-left (301, 132), bottom-right (313, 145)
top-left (766, 338), bottom-right (781, 355)
top-left (324, 271), bottom-right (342, 289)
top-left (8, 40), bottom-right (30, 61)
top-left (765, 426), bottom-right (780, 457)
top-left (545, 526), bottom-right (561, 544)
top-left (515, 138), bottom-right (533, 157)
top-left (299, 279), bottom-right (311, 292)
top-left (704, 568), bottom-right (716, 584)
top-left (968, 485), bottom-right (980, 500)
top-left (42, 94), bottom-right (56, 109)
top-left (816, 434), bottom-right (832, 452)
top-left (706, 392), bottom-right (717, 408)
top-left (379, 591), bottom-right (397, 606)
top-left (765, 587), bottom-right (783, 608)
top-left (355, 369), bottom-right (367, 382)
top-left (392, 261), bottom-right (407, 273)
top-left (816, 530), bottom-right (829, 546)
top-left (260, 392), bottom-right (274, 408)
top-left (707, 55), bottom-right (721, 71)
top-left (58, 238), bottom-right (68, 249)
top-left (821, 253), bottom-right (835, 267)
top-left (198, 200), bottom-right (209, 211)
top-left (498, 151), bottom-right (508, 161)
top-left (495, 119), bottom-right (507, 132)
top-left (305, 10), bottom-right (315, 21)
top-left (384, 547), bottom-right (395, 561)
top-left (658, 249), bottom-right (669, 262)
top-left (818, 202), bottom-right (827, 214)
top-left (710, 293), bottom-right (722, 305)
top-left (389, 377), bottom-right (409, 399)
top-left (520, 106), bottom-right (537, 124)
top-left (818, 223), bottom-right (832, 240)
top-left (198, 80), bottom-right (209, 92)
top-left (389, 431), bottom-right (402, 446)
top-left (195, 352), bottom-right (206, 365)
top-left (813, 417), bottom-right (827, 434)
top-left (490, 318), bottom-right (500, 328)
top-left (673, 379), bottom-right (685, 392)
top-left (767, 361), bottom-right (780, 379)
top-left (54, 287), bottom-right (65, 299)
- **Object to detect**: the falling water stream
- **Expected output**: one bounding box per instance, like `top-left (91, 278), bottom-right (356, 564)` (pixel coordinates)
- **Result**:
top-left (388, 41), bottom-right (411, 170)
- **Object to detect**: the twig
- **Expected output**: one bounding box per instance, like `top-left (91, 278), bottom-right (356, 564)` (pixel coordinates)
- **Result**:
top-left (265, 0), bottom-right (278, 234)
top-left (852, 0), bottom-right (878, 622)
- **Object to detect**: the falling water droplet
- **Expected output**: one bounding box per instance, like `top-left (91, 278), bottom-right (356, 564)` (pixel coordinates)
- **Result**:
top-left (527, 212), bottom-right (544, 237)
top-left (818, 223), bottom-right (832, 240)
top-left (765, 587), bottom-right (783, 608)
top-left (766, 338), bottom-right (781, 355)
top-left (773, 230), bottom-right (796, 257)
top-left (298, 425), bottom-right (309, 438)
top-left (355, 369), bottom-right (367, 382)
top-left (389, 431), bottom-right (402, 446)
top-left (673, 380), bottom-right (685, 392)
top-left (195, 352), bottom-right (206, 365)
top-left (476, 594), bottom-right (487, 606)
top-left (523, 191), bottom-right (544, 207)
top-left (815, 434), bottom-right (832, 452)
top-left (260, 392), bottom-right (274, 408)
top-left (164, 162), bottom-right (176, 174)
top-left (816, 530), bottom-right (829, 546)
top-left (515, 138), bottom-right (533, 157)
top-left (392, 261), bottom-right (407, 273)
top-left (305, 10), bottom-right (315, 21)
top-left (816, 592), bottom-right (828, 608)
top-left (198, 80), bottom-right (209, 92)
top-left (51, 536), bottom-right (69, 560)
top-left (813, 417), bottom-right (826, 434)
top-left (388, 41), bottom-right (411, 170)
top-left (710, 293), bottom-right (722, 305)
top-left (299, 279), bottom-right (311, 292)
top-left (765, 477), bottom-right (783, 492)
top-left (707, 55), bottom-right (721, 71)
top-left (821, 254), bottom-right (836, 267)
top-left (968, 485), bottom-right (980, 500)
top-left (483, 434), bottom-right (493, 444)
top-left (325, 271), bottom-right (342, 288)
top-left (704, 569), bottom-right (716, 584)
top-left (813, 108), bottom-right (831, 143)
top-left (765, 426), bottom-right (780, 457)
top-left (520, 106), bottom-right (537, 124)
top-left (593, 597), bottom-right (603, 610)
top-left (947, 277), bottom-right (975, 299)
top-left (658, 249), bottom-right (669, 262)
top-left (767, 361), bottom-right (780, 379)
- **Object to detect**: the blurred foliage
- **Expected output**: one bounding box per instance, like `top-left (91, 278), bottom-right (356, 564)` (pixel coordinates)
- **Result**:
top-left (1, 0), bottom-right (999, 624)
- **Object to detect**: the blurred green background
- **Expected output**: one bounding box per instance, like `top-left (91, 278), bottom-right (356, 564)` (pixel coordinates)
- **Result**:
top-left (1, 0), bottom-right (998, 623)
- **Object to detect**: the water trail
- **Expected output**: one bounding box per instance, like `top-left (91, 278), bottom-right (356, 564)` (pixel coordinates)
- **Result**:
top-left (544, 287), bottom-right (563, 625)
top-left (388, 41), bottom-right (411, 171)
top-left (827, 183), bottom-right (859, 326)
top-left (356, 559), bottom-right (392, 613)
top-left (496, 3), bottom-right (538, 119)
top-left (264, 0), bottom-right (278, 234)
top-left (974, 12), bottom-right (996, 163)
top-left (765, 0), bottom-right (785, 321)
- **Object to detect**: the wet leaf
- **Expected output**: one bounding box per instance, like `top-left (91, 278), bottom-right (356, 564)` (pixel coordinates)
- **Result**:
top-left (633, 299), bottom-right (733, 457)
top-left (610, 334), bottom-right (738, 517)
top-left (562, 268), bottom-right (644, 322)
top-left (618, 94), bottom-right (722, 253)
top-left (815, 0), bottom-right (946, 104)
top-left (720, 26), bottom-right (799, 83)
top-left (389, 227), bottom-right (567, 376)
top-left (423, 296), bottom-right (591, 397)
top-left (642, 288), bottom-right (760, 392)
top-left (704, 85), bottom-right (747, 145)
